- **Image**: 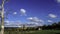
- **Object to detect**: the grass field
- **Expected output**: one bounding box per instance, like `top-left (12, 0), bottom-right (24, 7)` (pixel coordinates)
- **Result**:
top-left (4, 30), bottom-right (60, 34)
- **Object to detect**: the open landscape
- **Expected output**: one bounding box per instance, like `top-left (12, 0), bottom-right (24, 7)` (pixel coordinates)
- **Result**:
top-left (4, 30), bottom-right (60, 34)
top-left (0, 0), bottom-right (60, 34)
top-left (3, 21), bottom-right (60, 34)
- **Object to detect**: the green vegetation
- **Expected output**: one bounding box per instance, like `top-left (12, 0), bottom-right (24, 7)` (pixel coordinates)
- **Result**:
top-left (0, 25), bottom-right (1, 31)
top-left (3, 21), bottom-right (60, 34)
top-left (4, 30), bottom-right (60, 34)
top-left (42, 22), bottom-right (60, 30)
top-left (1, 21), bottom-right (60, 34)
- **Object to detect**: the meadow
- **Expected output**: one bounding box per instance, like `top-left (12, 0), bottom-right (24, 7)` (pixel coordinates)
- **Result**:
top-left (4, 30), bottom-right (60, 34)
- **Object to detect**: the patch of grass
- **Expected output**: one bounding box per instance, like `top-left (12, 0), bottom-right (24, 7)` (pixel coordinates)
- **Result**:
top-left (4, 30), bottom-right (60, 34)
top-left (31, 30), bottom-right (60, 34)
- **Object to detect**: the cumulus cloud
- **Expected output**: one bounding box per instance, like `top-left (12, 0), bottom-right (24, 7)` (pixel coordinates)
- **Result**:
top-left (4, 20), bottom-right (22, 27)
top-left (0, 5), bottom-right (2, 9)
top-left (20, 8), bottom-right (26, 16)
top-left (49, 14), bottom-right (57, 18)
top-left (4, 20), bottom-right (10, 25)
top-left (27, 17), bottom-right (39, 22)
top-left (4, 20), bottom-right (20, 25)
top-left (27, 17), bottom-right (33, 20)
top-left (5, 20), bottom-right (9, 23)
top-left (4, 20), bottom-right (17, 25)
top-left (27, 17), bottom-right (44, 23)
top-left (27, 22), bottom-right (43, 26)
top-left (27, 17), bottom-right (44, 26)
top-left (56, 0), bottom-right (60, 3)
top-left (48, 20), bottom-right (53, 23)
top-left (13, 12), bottom-right (17, 15)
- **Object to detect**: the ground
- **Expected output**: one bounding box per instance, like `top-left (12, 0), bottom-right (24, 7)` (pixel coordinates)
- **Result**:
top-left (0, 31), bottom-right (1, 34)
top-left (4, 30), bottom-right (60, 34)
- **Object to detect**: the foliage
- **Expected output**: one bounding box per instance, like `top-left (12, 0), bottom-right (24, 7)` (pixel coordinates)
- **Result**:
top-left (42, 22), bottom-right (60, 30)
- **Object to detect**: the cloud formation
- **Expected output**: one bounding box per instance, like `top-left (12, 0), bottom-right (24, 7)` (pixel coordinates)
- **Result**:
top-left (27, 17), bottom-right (38, 22)
top-left (49, 14), bottom-right (57, 18)
top-left (57, 0), bottom-right (60, 3)
top-left (48, 20), bottom-right (53, 23)
top-left (20, 9), bottom-right (26, 16)
top-left (13, 12), bottom-right (17, 15)
top-left (4, 20), bottom-right (26, 27)
top-left (27, 17), bottom-right (44, 23)
top-left (4, 20), bottom-right (21, 25)
top-left (0, 5), bottom-right (2, 9)
top-left (27, 22), bottom-right (43, 26)
top-left (27, 17), bottom-right (44, 26)
top-left (4, 20), bottom-right (10, 25)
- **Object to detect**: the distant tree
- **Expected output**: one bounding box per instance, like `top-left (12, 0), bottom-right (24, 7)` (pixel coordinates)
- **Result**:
top-left (42, 25), bottom-right (47, 30)
top-left (41, 21), bottom-right (60, 30)
top-left (58, 22), bottom-right (60, 25)
top-left (0, 25), bottom-right (1, 31)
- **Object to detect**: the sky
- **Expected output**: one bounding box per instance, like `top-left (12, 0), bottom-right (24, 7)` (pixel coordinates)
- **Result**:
top-left (0, 0), bottom-right (60, 27)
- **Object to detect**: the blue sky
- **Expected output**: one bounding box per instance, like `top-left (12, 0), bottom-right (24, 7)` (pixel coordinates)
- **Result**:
top-left (0, 0), bottom-right (60, 26)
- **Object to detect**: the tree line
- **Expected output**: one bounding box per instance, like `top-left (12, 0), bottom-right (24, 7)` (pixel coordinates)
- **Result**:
top-left (41, 22), bottom-right (60, 30)
top-left (0, 21), bottom-right (60, 31)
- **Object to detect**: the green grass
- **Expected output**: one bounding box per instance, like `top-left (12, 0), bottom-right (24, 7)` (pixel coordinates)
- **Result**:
top-left (4, 30), bottom-right (60, 34)
top-left (28, 30), bottom-right (60, 34)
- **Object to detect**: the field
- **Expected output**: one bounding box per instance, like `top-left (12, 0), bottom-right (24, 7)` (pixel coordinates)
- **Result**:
top-left (4, 30), bottom-right (60, 34)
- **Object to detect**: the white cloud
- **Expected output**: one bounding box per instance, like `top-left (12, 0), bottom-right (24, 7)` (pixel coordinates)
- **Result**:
top-left (27, 17), bottom-right (44, 26)
top-left (26, 22), bottom-right (43, 26)
top-left (27, 17), bottom-right (33, 20)
top-left (39, 19), bottom-right (44, 23)
top-left (0, 5), bottom-right (2, 9)
top-left (4, 20), bottom-right (23, 27)
top-left (5, 20), bottom-right (9, 23)
top-left (35, 23), bottom-right (43, 26)
top-left (48, 20), bottom-right (53, 23)
top-left (4, 20), bottom-right (10, 25)
top-left (4, 20), bottom-right (22, 25)
top-left (27, 17), bottom-right (39, 22)
top-left (57, 0), bottom-right (60, 3)
top-left (27, 17), bottom-right (44, 23)
top-left (20, 8), bottom-right (26, 16)
top-left (13, 12), bottom-right (17, 15)
top-left (49, 14), bottom-right (57, 18)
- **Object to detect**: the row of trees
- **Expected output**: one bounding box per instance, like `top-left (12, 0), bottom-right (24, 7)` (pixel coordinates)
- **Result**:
top-left (42, 22), bottom-right (60, 30)
top-left (0, 21), bottom-right (60, 31)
